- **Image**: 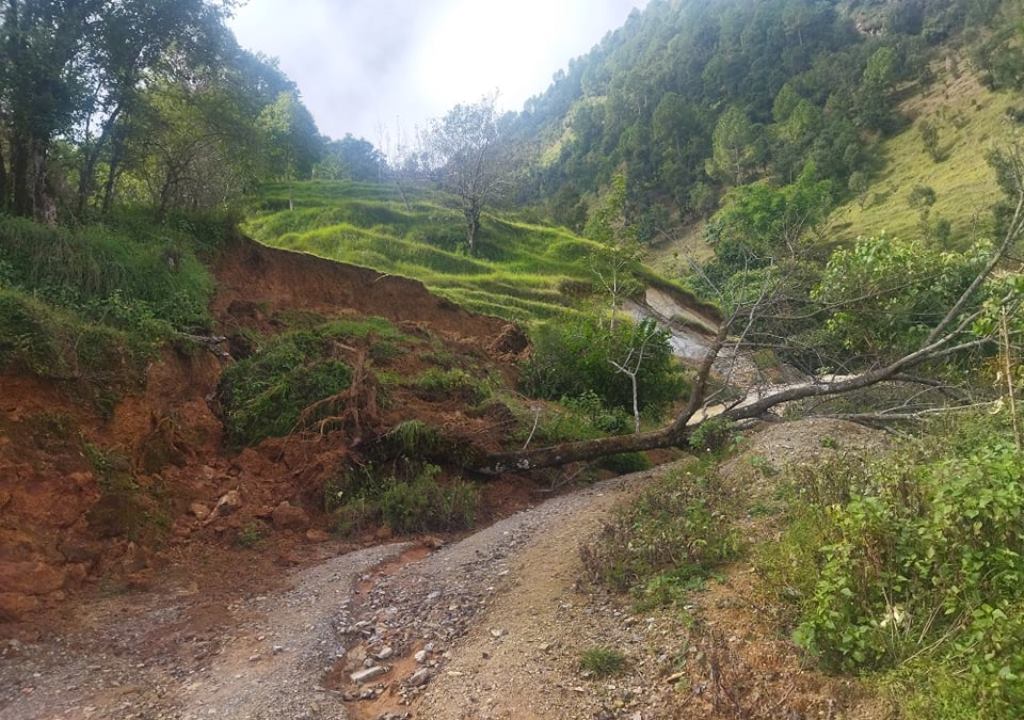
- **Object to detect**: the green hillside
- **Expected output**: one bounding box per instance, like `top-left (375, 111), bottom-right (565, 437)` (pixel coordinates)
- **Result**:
top-left (829, 72), bottom-right (1017, 242)
top-left (243, 182), bottom-right (695, 322)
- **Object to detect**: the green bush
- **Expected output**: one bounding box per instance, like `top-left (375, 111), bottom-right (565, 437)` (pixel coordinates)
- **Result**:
top-left (521, 313), bottom-right (686, 420)
top-left (581, 465), bottom-right (739, 607)
top-left (598, 452), bottom-right (652, 475)
top-left (770, 433), bottom-right (1024, 718)
top-left (331, 464), bottom-right (479, 535)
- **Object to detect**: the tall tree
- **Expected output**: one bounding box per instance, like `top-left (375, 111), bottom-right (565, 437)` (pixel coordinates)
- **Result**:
top-left (424, 95), bottom-right (515, 254)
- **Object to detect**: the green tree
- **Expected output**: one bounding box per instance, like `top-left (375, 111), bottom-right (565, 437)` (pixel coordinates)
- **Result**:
top-left (317, 134), bottom-right (384, 182)
top-left (257, 91), bottom-right (323, 210)
top-left (706, 106), bottom-right (763, 186)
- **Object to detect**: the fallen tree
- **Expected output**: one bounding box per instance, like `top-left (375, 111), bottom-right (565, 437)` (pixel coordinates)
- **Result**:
top-left (477, 141), bottom-right (1024, 475)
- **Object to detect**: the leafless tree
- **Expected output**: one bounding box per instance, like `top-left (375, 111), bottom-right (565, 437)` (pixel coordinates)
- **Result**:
top-left (422, 93), bottom-right (517, 254)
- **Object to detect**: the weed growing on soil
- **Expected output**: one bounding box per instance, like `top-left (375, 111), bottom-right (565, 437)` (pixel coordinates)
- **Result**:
top-left (581, 464), bottom-right (739, 609)
top-left (331, 463), bottom-right (479, 536)
top-left (83, 442), bottom-right (169, 541)
top-left (580, 647), bottom-right (628, 678)
top-left (410, 367), bottom-right (491, 404)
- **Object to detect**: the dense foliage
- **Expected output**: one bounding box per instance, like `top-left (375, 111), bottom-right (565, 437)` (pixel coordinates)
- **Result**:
top-left (218, 318), bottom-right (405, 446)
top-left (521, 313), bottom-right (685, 421)
top-left (515, 0), bottom-right (1018, 236)
top-left (764, 417), bottom-right (1024, 718)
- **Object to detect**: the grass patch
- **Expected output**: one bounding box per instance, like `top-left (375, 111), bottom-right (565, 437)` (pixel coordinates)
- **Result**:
top-left (330, 463), bottom-right (479, 536)
top-left (580, 647), bottom-right (628, 678)
top-left (243, 181), bottom-right (698, 322)
top-left (829, 77), bottom-right (1016, 245)
top-left (410, 367), bottom-right (491, 404)
top-left (581, 464), bottom-right (740, 609)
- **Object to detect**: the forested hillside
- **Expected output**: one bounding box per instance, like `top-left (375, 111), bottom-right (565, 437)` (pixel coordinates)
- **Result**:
top-left (515, 0), bottom-right (1021, 236)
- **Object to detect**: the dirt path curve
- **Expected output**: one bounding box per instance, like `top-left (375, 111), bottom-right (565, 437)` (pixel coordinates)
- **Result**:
top-left (0, 465), bottom-right (677, 720)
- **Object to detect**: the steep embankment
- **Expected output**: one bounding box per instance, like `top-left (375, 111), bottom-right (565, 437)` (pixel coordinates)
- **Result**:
top-left (0, 234), bottom-right (525, 629)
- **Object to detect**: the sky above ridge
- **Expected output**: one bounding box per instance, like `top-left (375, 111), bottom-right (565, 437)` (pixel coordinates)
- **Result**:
top-left (229, 0), bottom-right (648, 142)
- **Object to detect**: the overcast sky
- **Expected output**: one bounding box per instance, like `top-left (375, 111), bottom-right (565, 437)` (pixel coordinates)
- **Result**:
top-left (229, 0), bottom-right (648, 142)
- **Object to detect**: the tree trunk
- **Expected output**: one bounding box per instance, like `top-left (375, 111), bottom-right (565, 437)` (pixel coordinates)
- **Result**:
top-left (101, 129), bottom-right (126, 214)
top-left (0, 140), bottom-right (7, 212)
top-left (465, 202), bottom-right (481, 254)
top-left (479, 423), bottom-right (686, 475)
top-left (10, 133), bottom-right (32, 217)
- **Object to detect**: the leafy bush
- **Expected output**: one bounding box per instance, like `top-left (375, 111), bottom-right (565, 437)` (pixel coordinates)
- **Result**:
top-left (813, 234), bottom-right (990, 359)
top-left (521, 313), bottom-right (685, 419)
top-left (769, 433), bottom-right (1024, 718)
top-left (219, 326), bottom-right (357, 446)
top-left (331, 464), bottom-right (479, 535)
top-left (581, 465), bottom-right (739, 607)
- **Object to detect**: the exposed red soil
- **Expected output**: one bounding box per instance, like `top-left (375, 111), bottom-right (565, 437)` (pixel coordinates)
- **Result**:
top-left (212, 236), bottom-right (507, 342)
top-left (0, 237), bottom-right (534, 636)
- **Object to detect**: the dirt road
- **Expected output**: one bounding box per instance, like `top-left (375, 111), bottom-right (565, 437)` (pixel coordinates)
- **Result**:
top-left (0, 464), bottom-right (678, 720)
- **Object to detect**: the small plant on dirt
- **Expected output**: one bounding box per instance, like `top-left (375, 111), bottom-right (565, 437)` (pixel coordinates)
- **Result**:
top-left (819, 435), bottom-right (838, 449)
top-left (581, 465), bottom-right (739, 607)
top-left (384, 420), bottom-right (445, 458)
top-left (330, 463), bottom-right (480, 536)
top-left (83, 442), bottom-right (169, 541)
top-left (580, 647), bottom-right (628, 678)
top-left (747, 454), bottom-right (778, 478)
top-left (236, 521), bottom-right (265, 548)
top-left (410, 367), bottom-right (490, 404)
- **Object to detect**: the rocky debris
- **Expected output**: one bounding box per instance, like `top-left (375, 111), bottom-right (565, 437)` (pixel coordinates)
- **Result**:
top-left (305, 528), bottom-right (331, 543)
top-left (270, 501), bottom-right (310, 531)
top-left (351, 665), bottom-right (387, 684)
top-left (188, 501), bottom-right (211, 521)
top-left (205, 489), bottom-right (242, 523)
top-left (407, 668), bottom-right (431, 687)
top-left (0, 561), bottom-right (66, 595)
top-left (374, 645), bottom-right (394, 660)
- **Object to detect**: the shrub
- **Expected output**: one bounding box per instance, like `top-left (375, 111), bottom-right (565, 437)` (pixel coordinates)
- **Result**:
top-left (598, 452), bottom-right (652, 475)
top-left (521, 313), bottom-right (686, 419)
top-left (331, 464), bottom-right (479, 536)
top-left (581, 466), bottom-right (739, 607)
top-left (218, 325), bottom-right (357, 446)
top-left (770, 433), bottom-right (1024, 718)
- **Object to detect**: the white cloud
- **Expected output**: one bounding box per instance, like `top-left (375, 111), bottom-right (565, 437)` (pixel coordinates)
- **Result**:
top-left (229, 0), bottom-right (647, 140)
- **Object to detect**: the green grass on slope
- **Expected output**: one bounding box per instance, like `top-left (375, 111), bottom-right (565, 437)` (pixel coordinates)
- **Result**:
top-left (830, 73), bottom-right (1017, 244)
top-left (245, 181), bottom-right (677, 322)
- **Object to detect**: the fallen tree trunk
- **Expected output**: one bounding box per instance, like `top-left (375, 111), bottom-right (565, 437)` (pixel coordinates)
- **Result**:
top-left (475, 165), bottom-right (1024, 475)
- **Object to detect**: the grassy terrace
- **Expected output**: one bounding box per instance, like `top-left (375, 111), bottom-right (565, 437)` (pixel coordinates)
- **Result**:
top-left (243, 182), bottom-right (697, 322)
